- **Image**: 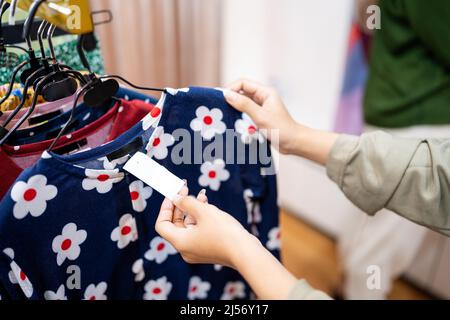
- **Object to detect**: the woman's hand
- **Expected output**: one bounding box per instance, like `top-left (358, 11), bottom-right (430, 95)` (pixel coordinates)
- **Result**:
top-left (224, 78), bottom-right (339, 165)
top-left (155, 186), bottom-right (299, 299)
top-left (155, 187), bottom-right (262, 269)
top-left (224, 79), bottom-right (301, 154)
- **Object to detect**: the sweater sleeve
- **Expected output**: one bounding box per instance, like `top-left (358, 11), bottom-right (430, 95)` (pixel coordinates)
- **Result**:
top-left (288, 279), bottom-right (332, 300)
top-left (326, 131), bottom-right (450, 236)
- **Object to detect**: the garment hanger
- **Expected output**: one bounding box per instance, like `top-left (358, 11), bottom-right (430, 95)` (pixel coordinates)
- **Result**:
top-left (37, 22), bottom-right (78, 102)
top-left (18, 0), bottom-right (54, 85)
top-left (0, 21), bottom-right (60, 126)
top-left (47, 60), bottom-right (168, 151)
top-left (0, 0), bottom-right (24, 119)
top-left (0, 5), bottom-right (47, 110)
top-left (3, 0), bottom-right (165, 150)
top-left (0, 67), bottom-right (86, 144)
top-left (0, 19), bottom-right (86, 140)
top-left (0, 0), bottom-right (27, 55)
top-left (8, 0), bottom-right (17, 26)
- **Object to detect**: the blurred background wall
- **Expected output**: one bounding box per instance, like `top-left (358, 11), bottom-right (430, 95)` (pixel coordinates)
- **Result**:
top-left (91, 0), bottom-right (222, 88)
top-left (221, 0), bottom-right (355, 236)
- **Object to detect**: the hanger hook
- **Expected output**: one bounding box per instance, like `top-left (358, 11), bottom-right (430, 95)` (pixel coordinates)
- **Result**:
top-left (0, 1), bottom-right (11, 40)
top-left (23, 0), bottom-right (47, 48)
top-left (9, 0), bottom-right (19, 26)
top-left (37, 20), bottom-right (49, 59)
top-left (47, 24), bottom-right (57, 61)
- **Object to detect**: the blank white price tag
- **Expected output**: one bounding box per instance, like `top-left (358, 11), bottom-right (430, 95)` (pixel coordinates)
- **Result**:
top-left (124, 152), bottom-right (185, 201)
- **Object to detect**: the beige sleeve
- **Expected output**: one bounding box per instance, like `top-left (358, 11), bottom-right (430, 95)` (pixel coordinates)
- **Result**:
top-left (326, 131), bottom-right (450, 236)
top-left (288, 279), bottom-right (332, 300)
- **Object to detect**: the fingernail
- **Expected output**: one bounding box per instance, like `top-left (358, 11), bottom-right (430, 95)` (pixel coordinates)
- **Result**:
top-left (199, 189), bottom-right (206, 196)
top-left (224, 89), bottom-right (237, 103)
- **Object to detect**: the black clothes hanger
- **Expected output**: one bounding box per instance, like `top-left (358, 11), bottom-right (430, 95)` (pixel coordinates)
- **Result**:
top-left (0, 22), bottom-right (50, 122)
top-left (38, 23), bottom-right (77, 102)
top-left (0, 0), bottom-right (27, 54)
top-left (0, 68), bottom-right (86, 144)
top-left (47, 75), bottom-right (167, 152)
top-left (0, 18), bottom-right (85, 136)
top-left (0, 20), bottom-right (73, 128)
top-left (0, 0), bottom-right (28, 118)
top-left (0, 1), bottom-right (27, 54)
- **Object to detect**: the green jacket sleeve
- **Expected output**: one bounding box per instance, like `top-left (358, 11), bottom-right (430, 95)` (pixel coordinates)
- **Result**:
top-left (326, 132), bottom-right (450, 236)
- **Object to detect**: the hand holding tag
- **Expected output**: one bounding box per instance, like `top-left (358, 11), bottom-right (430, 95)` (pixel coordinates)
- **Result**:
top-left (124, 152), bottom-right (185, 201)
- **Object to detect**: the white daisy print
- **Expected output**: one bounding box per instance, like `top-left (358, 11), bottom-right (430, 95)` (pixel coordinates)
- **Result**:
top-left (82, 169), bottom-right (124, 194)
top-left (166, 87), bottom-right (190, 96)
top-left (129, 180), bottom-right (153, 213)
top-left (235, 113), bottom-right (265, 144)
top-left (145, 127), bottom-right (174, 160)
top-left (190, 106), bottom-right (226, 140)
top-left (3, 248), bottom-right (14, 259)
top-left (198, 159), bottom-right (230, 191)
top-left (266, 227), bottom-right (281, 251)
top-left (9, 261), bottom-right (33, 298)
top-left (52, 223), bottom-right (87, 266)
top-left (243, 189), bottom-right (262, 225)
top-left (110, 214), bottom-right (138, 249)
top-left (8, 269), bottom-right (17, 284)
top-left (44, 285), bottom-right (67, 300)
top-left (41, 151), bottom-right (52, 159)
top-left (99, 155), bottom-right (130, 170)
top-left (142, 107), bottom-right (162, 130)
top-left (144, 236), bottom-right (177, 264)
top-left (132, 259), bottom-right (145, 282)
top-left (214, 264), bottom-right (223, 271)
top-left (10, 175), bottom-right (58, 220)
top-left (188, 276), bottom-right (211, 300)
top-left (221, 281), bottom-right (246, 300)
top-left (84, 282), bottom-right (107, 300)
top-left (143, 276), bottom-right (172, 300)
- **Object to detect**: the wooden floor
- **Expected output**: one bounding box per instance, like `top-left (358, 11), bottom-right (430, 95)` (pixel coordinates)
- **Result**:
top-left (279, 210), bottom-right (431, 300)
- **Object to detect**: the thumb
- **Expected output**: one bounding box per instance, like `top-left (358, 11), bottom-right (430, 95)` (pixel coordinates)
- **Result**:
top-left (173, 195), bottom-right (207, 220)
top-left (224, 90), bottom-right (261, 120)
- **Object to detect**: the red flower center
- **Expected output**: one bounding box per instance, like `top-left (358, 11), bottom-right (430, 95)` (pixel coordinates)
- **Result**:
top-left (61, 239), bottom-right (72, 251)
top-left (19, 271), bottom-right (27, 281)
top-left (153, 287), bottom-right (162, 294)
top-left (228, 287), bottom-right (235, 294)
top-left (248, 125), bottom-right (257, 134)
top-left (203, 116), bottom-right (213, 125)
top-left (121, 226), bottom-right (132, 235)
top-left (130, 191), bottom-right (139, 201)
top-left (151, 107), bottom-right (161, 118)
top-left (157, 243), bottom-right (165, 251)
top-left (277, 232), bottom-right (281, 239)
top-left (97, 174), bottom-right (109, 182)
top-left (190, 286), bottom-right (197, 292)
top-left (23, 188), bottom-right (37, 202)
top-left (208, 171), bottom-right (216, 179)
top-left (152, 137), bottom-right (161, 147)
top-left (89, 296), bottom-right (96, 301)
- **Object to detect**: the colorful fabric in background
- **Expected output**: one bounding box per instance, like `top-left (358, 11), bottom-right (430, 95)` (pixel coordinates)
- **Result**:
top-left (334, 23), bottom-right (371, 135)
top-left (0, 36), bottom-right (105, 85)
top-left (0, 87), bottom-right (279, 300)
top-left (0, 84), bottom-right (46, 112)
